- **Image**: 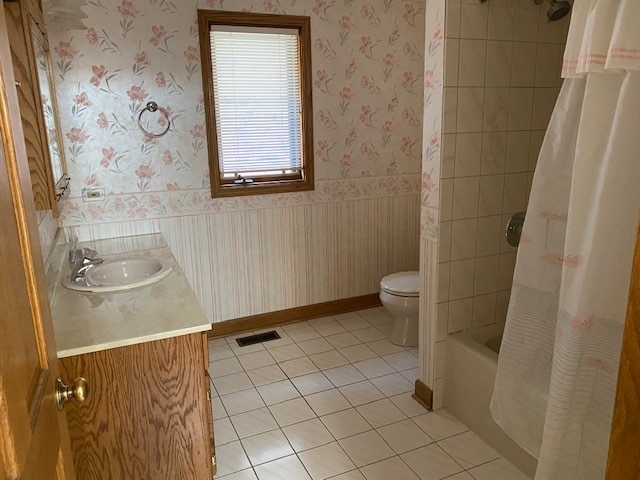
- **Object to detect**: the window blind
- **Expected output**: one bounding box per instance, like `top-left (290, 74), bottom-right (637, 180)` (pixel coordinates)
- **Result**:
top-left (209, 27), bottom-right (303, 179)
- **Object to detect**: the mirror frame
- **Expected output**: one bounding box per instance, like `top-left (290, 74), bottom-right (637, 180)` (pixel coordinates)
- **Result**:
top-left (29, 16), bottom-right (69, 211)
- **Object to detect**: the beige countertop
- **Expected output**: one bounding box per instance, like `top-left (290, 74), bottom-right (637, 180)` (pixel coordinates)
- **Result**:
top-left (50, 233), bottom-right (211, 358)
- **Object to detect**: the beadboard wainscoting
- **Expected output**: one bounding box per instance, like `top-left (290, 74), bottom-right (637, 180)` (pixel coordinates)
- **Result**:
top-left (69, 194), bottom-right (420, 323)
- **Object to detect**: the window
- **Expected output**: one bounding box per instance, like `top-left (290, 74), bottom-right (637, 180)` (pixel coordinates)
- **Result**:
top-left (198, 10), bottom-right (314, 197)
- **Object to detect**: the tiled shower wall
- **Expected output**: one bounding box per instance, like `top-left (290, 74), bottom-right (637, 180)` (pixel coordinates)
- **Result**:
top-left (432, 0), bottom-right (569, 407)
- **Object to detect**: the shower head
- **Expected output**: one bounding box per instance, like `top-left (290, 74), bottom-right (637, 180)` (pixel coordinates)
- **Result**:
top-left (547, 0), bottom-right (571, 21)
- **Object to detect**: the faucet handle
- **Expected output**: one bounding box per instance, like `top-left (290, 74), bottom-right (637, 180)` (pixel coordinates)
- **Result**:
top-left (83, 247), bottom-right (98, 260)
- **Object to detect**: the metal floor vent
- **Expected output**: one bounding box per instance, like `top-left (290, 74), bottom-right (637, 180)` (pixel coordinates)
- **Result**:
top-left (235, 330), bottom-right (281, 347)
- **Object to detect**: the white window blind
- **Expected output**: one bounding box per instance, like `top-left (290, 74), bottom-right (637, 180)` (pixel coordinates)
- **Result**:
top-left (210, 26), bottom-right (303, 180)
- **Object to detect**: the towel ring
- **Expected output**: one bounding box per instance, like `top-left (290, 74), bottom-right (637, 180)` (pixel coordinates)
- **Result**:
top-left (138, 101), bottom-right (170, 137)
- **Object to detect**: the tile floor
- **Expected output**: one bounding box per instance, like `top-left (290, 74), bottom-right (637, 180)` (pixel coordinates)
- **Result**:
top-left (208, 307), bottom-right (528, 480)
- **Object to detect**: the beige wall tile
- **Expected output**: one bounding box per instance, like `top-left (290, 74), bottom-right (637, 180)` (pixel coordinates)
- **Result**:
top-left (460, 3), bottom-right (489, 39)
top-left (451, 218), bottom-right (479, 261)
top-left (457, 87), bottom-right (485, 132)
top-left (481, 132), bottom-right (507, 175)
top-left (459, 40), bottom-right (487, 86)
top-left (478, 175), bottom-right (505, 216)
top-left (448, 298), bottom-right (473, 333)
top-left (487, 5), bottom-right (515, 41)
top-left (485, 41), bottom-right (512, 87)
top-left (454, 133), bottom-right (482, 177)
top-left (450, 259), bottom-right (476, 300)
top-left (474, 255), bottom-right (500, 295)
top-left (506, 131), bottom-right (531, 173)
top-left (452, 176), bottom-right (480, 219)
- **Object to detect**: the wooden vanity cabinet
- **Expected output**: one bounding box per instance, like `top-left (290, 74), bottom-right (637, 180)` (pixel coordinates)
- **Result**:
top-left (59, 333), bottom-right (216, 479)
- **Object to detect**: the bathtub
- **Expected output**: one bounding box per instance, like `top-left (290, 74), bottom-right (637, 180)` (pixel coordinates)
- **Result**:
top-left (444, 324), bottom-right (537, 478)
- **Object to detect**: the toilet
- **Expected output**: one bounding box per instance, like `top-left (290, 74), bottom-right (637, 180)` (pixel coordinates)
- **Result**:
top-left (379, 271), bottom-right (419, 347)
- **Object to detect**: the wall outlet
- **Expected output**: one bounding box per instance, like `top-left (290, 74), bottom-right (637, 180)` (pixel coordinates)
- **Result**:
top-left (82, 188), bottom-right (106, 202)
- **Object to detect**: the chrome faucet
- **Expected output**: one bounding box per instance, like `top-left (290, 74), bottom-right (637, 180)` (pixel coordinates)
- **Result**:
top-left (69, 246), bottom-right (103, 284)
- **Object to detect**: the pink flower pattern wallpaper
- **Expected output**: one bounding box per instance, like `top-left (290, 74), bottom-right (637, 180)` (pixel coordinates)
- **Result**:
top-left (47, 0), bottom-right (425, 225)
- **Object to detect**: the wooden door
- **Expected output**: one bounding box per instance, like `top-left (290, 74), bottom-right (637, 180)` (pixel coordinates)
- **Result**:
top-left (606, 219), bottom-right (640, 478)
top-left (0, 6), bottom-right (75, 480)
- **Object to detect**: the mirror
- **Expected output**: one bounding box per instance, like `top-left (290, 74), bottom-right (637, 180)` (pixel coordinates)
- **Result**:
top-left (30, 18), bottom-right (69, 205)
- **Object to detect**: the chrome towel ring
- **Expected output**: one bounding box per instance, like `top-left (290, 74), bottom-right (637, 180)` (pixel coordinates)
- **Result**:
top-left (138, 101), bottom-right (170, 137)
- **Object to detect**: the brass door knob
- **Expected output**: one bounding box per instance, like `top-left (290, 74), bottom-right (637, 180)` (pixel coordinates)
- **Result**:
top-left (55, 377), bottom-right (89, 411)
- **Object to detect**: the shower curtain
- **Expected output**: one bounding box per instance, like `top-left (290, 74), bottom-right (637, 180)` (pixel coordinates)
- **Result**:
top-left (491, 1), bottom-right (640, 479)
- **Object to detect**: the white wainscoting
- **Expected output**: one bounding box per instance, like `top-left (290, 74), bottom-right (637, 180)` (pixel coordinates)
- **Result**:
top-left (68, 194), bottom-right (420, 323)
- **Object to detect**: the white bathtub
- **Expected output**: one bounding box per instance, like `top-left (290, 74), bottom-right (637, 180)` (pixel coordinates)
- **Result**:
top-left (444, 324), bottom-right (537, 478)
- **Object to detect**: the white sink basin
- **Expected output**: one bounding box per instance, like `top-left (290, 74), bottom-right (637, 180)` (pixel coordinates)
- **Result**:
top-left (63, 256), bottom-right (173, 293)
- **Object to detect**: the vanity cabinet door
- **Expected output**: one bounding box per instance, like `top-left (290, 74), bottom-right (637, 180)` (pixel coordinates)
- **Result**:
top-left (59, 333), bottom-right (214, 480)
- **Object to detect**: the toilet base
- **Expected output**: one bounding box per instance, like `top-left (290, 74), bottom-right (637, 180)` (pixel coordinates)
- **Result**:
top-left (390, 317), bottom-right (419, 347)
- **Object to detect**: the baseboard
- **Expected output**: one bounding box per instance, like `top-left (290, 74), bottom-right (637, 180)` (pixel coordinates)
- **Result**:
top-left (208, 293), bottom-right (382, 338)
top-left (413, 379), bottom-right (433, 411)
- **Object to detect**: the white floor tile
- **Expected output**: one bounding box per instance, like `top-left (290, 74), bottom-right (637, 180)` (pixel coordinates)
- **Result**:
top-left (438, 431), bottom-right (500, 469)
top-left (212, 395), bottom-right (227, 418)
top-left (268, 397), bottom-right (316, 427)
top-left (338, 430), bottom-right (396, 467)
top-left (282, 418), bottom-right (334, 452)
top-left (323, 365), bottom-right (367, 388)
top-left (338, 380), bottom-right (385, 407)
top-left (269, 344), bottom-right (307, 363)
top-left (230, 407), bottom-right (279, 439)
top-left (246, 365), bottom-right (288, 387)
top-left (217, 467), bottom-right (258, 480)
top-left (287, 326), bottom-right (321, 343)
top-left (351, 327), bottom-right (387, 343)
top-left (325, 332), bottom-right (362, 349)
top-left (229, 340), bottom-right (266, 356)
top-left (356, 398), bottom-right (407, 428)
top-left (320, 408), bottom-right (372, 440)
top-left (388, 393), bottom-right (429, 417)
top-left (439, 473), bottom-right (474, 480)
top-left (254, 454), bottom-right (312, 480)
top-left (375, 323), bottom-right (394, 337)
top-left (400, 368), bottom-right (419, 382)
top-left (237, 351), bottom-right (276, 371)
top-left (357, 308), bottom-right (394, 325)
top-left (305, 388), bottom-right (351, 416)
top-left (339, 344), bottom-right (378, 363)
top-left (313, 321), bottom-right (348, 337)
top-left (241, 429), bottom-right (294, 466)
top-left (366, 340), bottom-right (406, 356)
top-left (215, 372), bottom-right (254, 396)
top-left (279, 357), bottom-right (319, 378)
top-left (352, 358), bottom-right (395, 379)
top-left (257, 380), bottom-right (300, 406)
top-left (369, 373), bottom-right (414, 396)
top-left (309, 350), bottom-right (349, 370)
top-left (330, 470), bottom-right (366, 480)
top-left (307, 315), bottom-right (336, 326)
top-left (290, 372), bottom-right (335, 395)
top-left (212, 313), bottom-right (511, 480)
top-left (376, 419), bottom-right (433, 454)
top-left (210, 343), bottom-right (236, 361)
top-left (281, 321), bottom-right (310, 331)
top-left (297, 338), bottom-right (334, 356)
top-left (467, 458), bottom-right (530, 480)
top-left (216, 440), bottom-right (251, 477)
top-left (412, 411), bottom-right (469, 442)
top-left (359, 456), bottom-right (420, 480)
top-left (214, 417), bottom-right (239, 446)
top-left (336, 316), bottom-right (373, 332)
top-left (221, 388), bottom-right (266, 416)
top-left (401, 444), bottom-right (464, 480)
top-left (382, 351), bottom-right (419, 371)
top-left (298, 442), bottom-right (356, 480)
top-left (210, 357), bottom-right (244, 378)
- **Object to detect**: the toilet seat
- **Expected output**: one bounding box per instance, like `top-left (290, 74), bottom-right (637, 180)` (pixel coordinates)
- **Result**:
top-left (380, 271), bottom-right (419, 297)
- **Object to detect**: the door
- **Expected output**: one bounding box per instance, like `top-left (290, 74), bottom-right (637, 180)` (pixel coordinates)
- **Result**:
top-left (606, 218), bottom-right (640, 478)
top-left (0, 6), bottom-right (75, 480)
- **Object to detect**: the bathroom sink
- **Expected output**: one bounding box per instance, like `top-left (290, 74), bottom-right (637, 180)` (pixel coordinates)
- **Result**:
top-left (63, 256), bottom-right (173, 293)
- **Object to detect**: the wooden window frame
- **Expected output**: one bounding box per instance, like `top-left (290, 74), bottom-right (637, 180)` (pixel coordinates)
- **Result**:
top-left (198, 10), bottom-right (314, 198)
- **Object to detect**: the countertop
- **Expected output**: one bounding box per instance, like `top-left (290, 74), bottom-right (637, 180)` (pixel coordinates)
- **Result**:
top-left (50, 233), bottom-right (211, 358)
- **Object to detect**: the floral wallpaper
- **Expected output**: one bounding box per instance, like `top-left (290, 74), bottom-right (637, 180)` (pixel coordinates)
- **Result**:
top-left (46, 0), bottom-right (425, 225)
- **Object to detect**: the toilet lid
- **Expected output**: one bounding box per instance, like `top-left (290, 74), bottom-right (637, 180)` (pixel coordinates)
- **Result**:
top-left (380, 271), bottom-right (419, 297)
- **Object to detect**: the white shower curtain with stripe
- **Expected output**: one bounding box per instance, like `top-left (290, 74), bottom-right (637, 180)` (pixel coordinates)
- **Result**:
top-left (491, 0), bottom-right (640, 478)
